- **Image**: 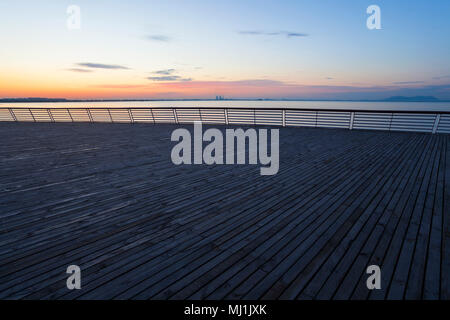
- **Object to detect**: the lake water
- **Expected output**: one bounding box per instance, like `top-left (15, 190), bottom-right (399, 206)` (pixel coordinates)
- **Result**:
top-left (1, 100), bottom-right (450, 112)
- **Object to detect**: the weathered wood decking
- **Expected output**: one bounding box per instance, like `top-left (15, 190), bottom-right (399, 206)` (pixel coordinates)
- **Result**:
top-left (0, 122), bottom-right (448, 300)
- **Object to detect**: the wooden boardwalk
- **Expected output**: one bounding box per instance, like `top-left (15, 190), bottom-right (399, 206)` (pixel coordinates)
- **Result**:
top-left (0, 122), bottom-right (448, 300)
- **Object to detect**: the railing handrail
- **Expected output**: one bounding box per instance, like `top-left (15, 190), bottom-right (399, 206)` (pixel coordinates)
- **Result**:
top-left (0, 106), bottom-right (449, 114)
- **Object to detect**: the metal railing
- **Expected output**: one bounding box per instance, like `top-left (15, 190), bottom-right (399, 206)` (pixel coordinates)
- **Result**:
top-left (0, 107), bottom-right (449, 134)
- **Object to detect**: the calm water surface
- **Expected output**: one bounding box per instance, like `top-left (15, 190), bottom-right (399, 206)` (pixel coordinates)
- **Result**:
top-left (1, 101), bottom-right (449, 112)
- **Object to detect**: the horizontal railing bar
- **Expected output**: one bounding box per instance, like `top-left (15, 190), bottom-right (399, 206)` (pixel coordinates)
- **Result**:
top-left (1, 106), bottom-right (449, 114)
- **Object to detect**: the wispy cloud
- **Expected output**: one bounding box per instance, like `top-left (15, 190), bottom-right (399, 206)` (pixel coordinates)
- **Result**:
top-left (392, 81), bottom-right (424, 85)
top-left (285, 32), bottom-right (309, 38)
top-left (92, 84), bottom-right (150, 89)
top-left (238, 30), bottom-right (308, 38)
top-left (146, 34), bottom-right (171, 42)
top-left (147, 76), bottom-right (192, 82)
top-left (432, 75), bottom-right (450, 80)
top-left (153, 69), bottom-right (176, 75)
top-left (148, 68), bottom-right (192, 81)
top-left (77, 63), bottom-right (129, 70)
top-left (239, 31), bottom-right (276, 36)
top-left (67, 68), bottom-right (93, 73)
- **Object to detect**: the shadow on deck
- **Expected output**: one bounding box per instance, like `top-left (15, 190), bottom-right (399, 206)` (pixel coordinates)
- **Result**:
top-left (0, 122), bottom-right (448, 300)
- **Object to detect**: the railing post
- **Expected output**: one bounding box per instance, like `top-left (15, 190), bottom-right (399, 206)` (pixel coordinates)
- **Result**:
top-left (282, 109), bottom-right (286, 127)
top-left (173, 108), bottom-right (179, 124)
top-left (224, 108), bottom-right (229, 125)
top-left (8, 108), bottom-right (17, 121)
top-left (150, 108), bottom-right (155, 124)
top-left (47, 108), bottom-right (55, 122)
top-left (199, 108), bottom-right (203, 123)
top-left (67, 109), bottom-right (74, 122)
top-left (29, 108), bottom-right (36, 122)
top-left (432, 114), bottom-right (441, 134)
top-left (349, 112), bottom-right (354, 130)
top-left (107, 108), bottom-right (113, 123)
top-left (128, 108), bottom-right (134, 123)
top-left (86, 109), bottom-right (93, 122)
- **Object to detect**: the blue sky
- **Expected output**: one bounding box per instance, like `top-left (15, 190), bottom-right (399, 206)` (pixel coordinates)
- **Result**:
top-left (0, 0), bottom-right (449, 99)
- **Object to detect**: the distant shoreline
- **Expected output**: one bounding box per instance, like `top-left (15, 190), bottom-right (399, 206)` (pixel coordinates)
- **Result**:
top-left (1, 96), bottom-right (449, 103)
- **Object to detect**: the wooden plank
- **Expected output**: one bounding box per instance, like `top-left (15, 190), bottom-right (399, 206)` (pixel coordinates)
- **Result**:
top-left (442, 136), bottom-right (450, 299)
top-left (2, 126), bottom-right (370, 298)
top-left (268, 135), bottom-right (425, 300)
top-left (70, 132), bottom-right (392, 299)
top-left (404, 136), bottom-right (442, 299)
top-left (422, 136), bottom-right (445, 299)
top-left (0, 122), bottom-right (446, 300)
top-left (348, 136), bottom-right (438, 300)
top-left (233, 135), bottom-right (414, 299)
top-left (387, 137), bottom-right (440, 299)
top-left (303, 135), bottom-right (429, 300)
top-left (184, 136), bottom-right (417, 300)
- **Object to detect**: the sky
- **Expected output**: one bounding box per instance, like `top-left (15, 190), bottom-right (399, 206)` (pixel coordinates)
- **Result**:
top-left (0, 0), bottom-right (449, 100)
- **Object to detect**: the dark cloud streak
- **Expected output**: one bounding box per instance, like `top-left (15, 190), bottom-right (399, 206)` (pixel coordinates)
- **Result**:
top-left (147, 76), bottom-right (192, 82)
top-left (153, 69), bottom-right (176, 75)
top-left (67, 68), bottom-right (93, 73)
top-left (433, 75), bottom-right (450, 80)
top-left (146, 35), bottom-right (171, 42)
top-left (285, 32), bottom-right (309, 38)
top-left (392, 81), bottom-right (424, 85)
top-left (77, 63), bottom-right (129, 70)
top-left (238, 30), bottom-right (308, 38)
